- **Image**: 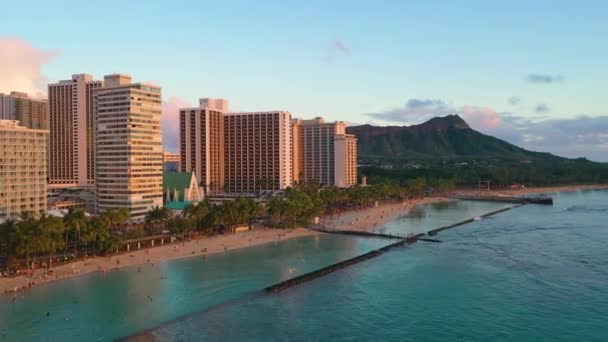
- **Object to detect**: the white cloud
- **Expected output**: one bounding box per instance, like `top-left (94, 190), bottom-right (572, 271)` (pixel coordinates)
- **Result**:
top-left (0, 37), bottom-right (57, 97)
top-left (162, 97), bottom-right (191, 153)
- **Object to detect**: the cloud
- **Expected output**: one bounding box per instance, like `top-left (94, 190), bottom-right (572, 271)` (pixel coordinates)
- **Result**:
top-left (461, 106), bottom-right (502, 129)
top-left (526, 74), bottom-right (564, 84)
top-left (406, 98), bottom-right (445, 109)
top-left (488, 114), bottom-right (608, 161)
top-left (365, 98), bottom-right (454, 123)
top-left (534, 104), bottom-right (550, 113)
top-left (0, 37), bottom-right (57, 97)
top-left (507, 96), bottom-right (521, 105)
top-left (363, 98), bottom-right (608, 161)
top-left (324, 38), bottom-right (350, 63)
top-left (162, 97), bottom-right (191, 153)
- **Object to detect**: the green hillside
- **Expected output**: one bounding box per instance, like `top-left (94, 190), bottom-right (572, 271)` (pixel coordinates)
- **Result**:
top-left (346, 115), bottom-right (608, 186)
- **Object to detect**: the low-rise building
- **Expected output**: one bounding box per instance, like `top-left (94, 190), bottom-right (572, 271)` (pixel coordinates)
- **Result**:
top-left (163, 172), bottom-right (202, 213)
top-left (163, 150), bottom-right (181, 172)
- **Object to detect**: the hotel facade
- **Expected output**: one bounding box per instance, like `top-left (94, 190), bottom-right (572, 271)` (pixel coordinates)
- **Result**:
top-left (179, 98), bottom-right (356, 195)
top-left (292, 118), bottom-right (357, 187)
top-left (48, 74), bottom-right (102, 187)
top-left (224, 110), bottom-right (293, 194)
top-left (94, 74), bottom-right (163, 219)
top-left (179, 99), bottom-right (227, 195)
top-left (180, 99), bottom-right (294, 195)
top-left (0, 120), bottom-right (48, 218)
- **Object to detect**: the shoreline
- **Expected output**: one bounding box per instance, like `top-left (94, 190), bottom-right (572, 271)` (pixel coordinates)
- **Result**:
top-left (0, 227), bottom-right (317, 295)
top-left (321, 197), bottom-right (453, 233)
top-left (2, 184), bottom-right (605, 294)
top-left (0, 196), bottom-right (443, 294)
top-left (455, 184), bottom-right (608, 197)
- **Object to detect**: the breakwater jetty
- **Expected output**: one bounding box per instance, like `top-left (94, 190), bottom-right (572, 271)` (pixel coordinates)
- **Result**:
top-left (427, 204), bottom-right (525, 235)
top-left (450, 195), bottom-right (553, 205)
top-left (306, 226), bottom-right (405, 240)
top-left (267, 199), bottom-right (540, 293)
top-left (265, 234), bottom-right (421, 293)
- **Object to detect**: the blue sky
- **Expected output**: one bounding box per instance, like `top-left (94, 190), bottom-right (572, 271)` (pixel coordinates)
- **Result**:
top-left (1, 0), bottom-right (607, 160)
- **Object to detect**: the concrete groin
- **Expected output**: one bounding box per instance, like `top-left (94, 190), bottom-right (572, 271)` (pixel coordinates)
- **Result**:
top-left (267, 202), bottom-right (528, 293)
top-left (427, 203), bottom-right (526, 236)
top-left (307, 226), bottom-right (404, 240)
top-left (265, 234), bottom-right (422, 293)
top-left (451, 195), bottom-right (553, 205)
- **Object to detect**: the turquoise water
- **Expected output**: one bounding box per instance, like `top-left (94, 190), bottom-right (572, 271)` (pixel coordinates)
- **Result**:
top-left (377, 200), bottom-right (510, 235)
top-left (0, 235), bottom-right (389, 341)
top-left (2, 191), bottom-right (607, 341)
top-left (138, 190), bottom-right (608, 341)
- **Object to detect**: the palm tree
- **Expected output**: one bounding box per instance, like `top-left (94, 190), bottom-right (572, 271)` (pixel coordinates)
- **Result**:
top-left (63, 208), bottom-right (87, 253)
top-left (116, 208), bottom-right (131, 231)
top-left (15, 212), bottom-right (37, 269)
top-left (39, 214), bottom-right (66, 265)
top-left (101, 208), bottom-right (130, 233)
top-left (145, 206), bottom-right (169, 222)
top-left (145, 206), bottom-right (170, 233)
top-left (183, 200), bottom-right (210, 229)
top-left (0, 218), bottom-right (19, 267)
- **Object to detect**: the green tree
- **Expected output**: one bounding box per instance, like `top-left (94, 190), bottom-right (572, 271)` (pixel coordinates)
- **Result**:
top-left (63, 208), bottom-right (87, 253)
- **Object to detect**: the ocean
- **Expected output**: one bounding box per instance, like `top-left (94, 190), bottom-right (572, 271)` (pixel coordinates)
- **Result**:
top-left (1, 190), bottom-right (606, 341)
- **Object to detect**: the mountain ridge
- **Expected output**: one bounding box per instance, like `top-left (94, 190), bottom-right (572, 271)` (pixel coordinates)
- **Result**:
top-left (346, 114), bottom-right (562, 161)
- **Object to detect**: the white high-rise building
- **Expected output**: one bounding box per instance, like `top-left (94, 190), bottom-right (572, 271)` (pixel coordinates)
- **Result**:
top-left (94, 74), bottom-right (163, 219)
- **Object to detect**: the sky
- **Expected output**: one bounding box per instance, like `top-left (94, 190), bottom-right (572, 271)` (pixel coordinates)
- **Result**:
top-left (1, 0), bottom-right (607, 161)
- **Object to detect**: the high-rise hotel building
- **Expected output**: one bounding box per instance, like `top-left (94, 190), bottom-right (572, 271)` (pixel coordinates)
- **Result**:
top-left (48, 74), bottom-right (102, 187)
top-left (0, 120), bottom-right (48, 218)
top-left (0, 91), bottom-right (49, 130)
top-left (334, 131), bottom-right (358, 187)
top-left (224, 110), bottom-right (293, 193)
top-left (179, 98), bottom-right (358, 195)
top-left (94, 74), bottom-right (163, 219)
top-left (179, 99), bottom-right (227, 195)
top-left (180, 99), bottom-right (294, 195)
top-left (292, 118), bottom-right (357, 187)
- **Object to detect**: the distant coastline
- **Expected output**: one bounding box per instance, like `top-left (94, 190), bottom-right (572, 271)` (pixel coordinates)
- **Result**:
top-left (455, 184), bottom-right (608, 197)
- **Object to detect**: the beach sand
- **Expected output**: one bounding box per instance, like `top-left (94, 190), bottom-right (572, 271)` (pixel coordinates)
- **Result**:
top-left (0, 227), bottom-right (316, 294)
top-left (321, 197), bottom-right (453, 233)
top-left (3, 184), bottom-right (605, 293)
top-left (0, 196), bottom-right (446, 293)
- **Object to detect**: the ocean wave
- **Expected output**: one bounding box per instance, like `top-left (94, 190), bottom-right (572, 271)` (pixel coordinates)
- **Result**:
top-left (564, 205), bottom-right (608, 213)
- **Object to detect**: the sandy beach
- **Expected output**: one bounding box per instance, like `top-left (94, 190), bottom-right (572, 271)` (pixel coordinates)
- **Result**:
top-left (321, 197), bottom-right (453, 232)
top-left (0, 227), bottom-right (317, 294)
top-left (0, 196), bottom-right (446, 294)
top-left (2, 184), bottom-right (605, 294)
